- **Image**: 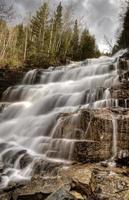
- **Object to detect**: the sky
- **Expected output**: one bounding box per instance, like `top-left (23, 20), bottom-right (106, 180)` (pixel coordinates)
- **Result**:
top-left (12, 0), bottom-right (126, 52)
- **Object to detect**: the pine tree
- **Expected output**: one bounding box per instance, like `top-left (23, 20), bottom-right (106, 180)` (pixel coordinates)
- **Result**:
top-left (51, 2), bottom-right (63, 59)
top-left (30, 2), bottom-right (49, 53)
top-left (79, 29), bottom-right (97, 60)
top-left (69, 19), bottom-right (79, 60)
top-left (15, 24), bottom-right (26, 60)
top-left (53, 2), bottom-right (62, 32)
top-left (0, 2), bottom-right (100, 69)
top-left (114, 1), bottom-right (129, 51)
top-left (27, 2), bottom-right (49, 67)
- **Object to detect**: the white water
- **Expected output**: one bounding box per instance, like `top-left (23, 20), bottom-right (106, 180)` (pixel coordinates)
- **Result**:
top-left (112, 115), bottom-right (118, 158)
top-left (0, 53), bottom-right (124, 188)
top-left (106, 114), bottom-right (118, 168)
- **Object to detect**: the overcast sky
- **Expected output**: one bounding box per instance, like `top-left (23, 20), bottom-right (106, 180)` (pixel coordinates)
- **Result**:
top-left (13, 0), bottom-right (126, 52)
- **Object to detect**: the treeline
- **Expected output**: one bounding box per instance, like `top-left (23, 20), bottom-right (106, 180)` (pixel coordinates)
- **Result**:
top-left (113, 1), bottom-right (129, 53)
top-left (0, 2), bottom-right (100, 69)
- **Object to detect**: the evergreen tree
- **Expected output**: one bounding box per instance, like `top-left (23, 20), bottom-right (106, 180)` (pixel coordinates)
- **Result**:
top-left (79, 29), bottom-right (97, 60)
top-left (0, 2), bottom-right (101, 69)
top-left (47, 2), bottom-right (63, 63)
top-left (15, 24), bottom-right (25, 60)
top-left (69, 19), bottom-right (79, 60)
top-left (27, 2), bottom-right (49, 67)
top-left (114, 1), bottom-right (129, 51)
top-left (53, 2), bottom-right (62, 32)
top-left (30, 2), bottom-right (49, 53)
top-left (51, 2), bottom-right (63, 59)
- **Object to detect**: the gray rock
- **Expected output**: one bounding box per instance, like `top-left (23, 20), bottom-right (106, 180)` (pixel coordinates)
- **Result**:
top-left (46, 187), bottom-right (77, 200)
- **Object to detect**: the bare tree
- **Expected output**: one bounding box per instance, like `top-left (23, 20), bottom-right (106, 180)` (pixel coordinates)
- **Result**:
top-left (104, 35), bottom-right (114, 52)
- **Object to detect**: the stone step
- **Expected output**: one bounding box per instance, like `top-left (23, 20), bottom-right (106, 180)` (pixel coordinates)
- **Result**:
top-left (46, 140), bottom-right (110, 163)
top-left (52, 128), bottom-right (85, 140)
top-left (46, 151), bottom-right (62, 159)
top-left (72, 140), bottom-right (110, 163)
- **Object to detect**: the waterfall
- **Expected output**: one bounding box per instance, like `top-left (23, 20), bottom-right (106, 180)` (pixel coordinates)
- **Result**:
top-left (104, 88), bottom-right (111, 107)
top-left (22, 69), bottom-right (38, 84)
top-left (0, 53), bottom-right (124, 188)
top-left (112, 115), bottom-right (118, 158)
top-left (106, 114), bottom-right (118, 167)
top-left (125, 99), bottom-right (128, 109)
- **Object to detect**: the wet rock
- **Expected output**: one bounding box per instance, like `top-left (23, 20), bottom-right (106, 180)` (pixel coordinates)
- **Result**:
top-left (17, 192), bottom-right (49, 200)
top-left (116, 150), bottom-right (129, 166)
top-left (110, 56), bottom-right (129, 106)
top-left (100, 161), bottom-right (109, 168)
top-left (0, 68), bottom-right (24, 99)
top-left (56, 109), bottom-right (112, 163)
top-left (62, 164), bottom-right (92, 181)
top-left (110, 84), bottom-right (129, 100)
top-left (10, 176), bottom-right (64, 200)
top-left (47, 108), bottom-right (129, 164)
top-left (0, 103), bottom-right (10, 113)
top-left (70, 179), bottom-right (97, 200)
top-left (46, 187), bottom-right (77, 200)
top-left (46, 178), bottom-right (97, 200)
top-left (73, 140), bottom-right (105, 163)
top-left (19, 153), bottom-right (33, 169)
top-left (120, 50), bottom-right (129, 60)
top-left (2, 150), bottom-right (27, 167)
top-left (60, 164), bottom-right (129, 200)
top-left (118, 150), bottom-right (129, 159)
top-left (0, 193), bottom-right (10, 200)
top-left (117, 59), bottom-right (129, 72)
top-left (91, 167), bottom-right (129, 200)
top-left (32, 159), bottom-right (64, 176)
top-left (1, 164), bottom-right (129, 200)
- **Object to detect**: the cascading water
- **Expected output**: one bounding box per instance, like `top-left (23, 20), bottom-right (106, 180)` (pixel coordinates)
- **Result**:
top-left (0, 52), bottom-right (125, 189)
top-left (112, 115), bottom-right (118, 158)
top-left (106, 114), bottom-right (118, 168)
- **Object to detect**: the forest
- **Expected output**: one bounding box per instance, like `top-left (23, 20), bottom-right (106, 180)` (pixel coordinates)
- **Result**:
top-left (1, 0), bottom-right (129, 70)
top-left (113, 1), bottom-right (129, 53)
top-left (0, 1), bottom-right (100, 69)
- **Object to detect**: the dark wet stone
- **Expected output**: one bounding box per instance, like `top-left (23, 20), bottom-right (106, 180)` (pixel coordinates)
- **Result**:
top-left (19, 153), bottom-right (33, 169)
top-left (46, 188), bottom-right (77, 200)
top-left (17, 192), bottom-right (49, 200)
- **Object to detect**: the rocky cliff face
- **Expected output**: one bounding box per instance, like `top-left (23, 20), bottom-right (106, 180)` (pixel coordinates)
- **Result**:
top-left (46, 107), bottom-right (129, 165)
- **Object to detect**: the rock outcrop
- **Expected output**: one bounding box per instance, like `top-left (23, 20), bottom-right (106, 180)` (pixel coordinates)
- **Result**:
top-left (1, 163), bottom-right (129, 200)
top-left (0, 68), bottom-right (24, 99)
top-left (51, 108), bottom-right (129, 164)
